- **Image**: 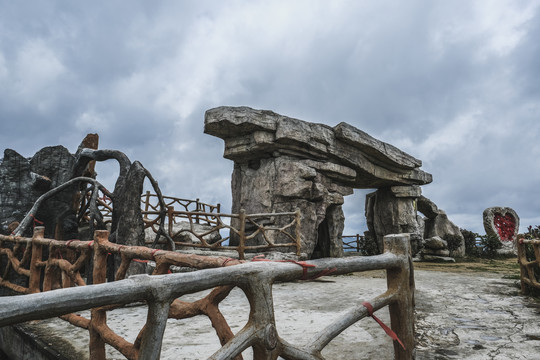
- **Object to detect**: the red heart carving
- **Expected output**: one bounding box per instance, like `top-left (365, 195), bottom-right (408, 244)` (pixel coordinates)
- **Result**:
top-left (493, 213), bottom-right (516, 242)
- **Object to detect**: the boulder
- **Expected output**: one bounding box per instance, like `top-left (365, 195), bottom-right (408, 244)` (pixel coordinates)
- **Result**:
top-left (424, 236), bottom-right (447, 250)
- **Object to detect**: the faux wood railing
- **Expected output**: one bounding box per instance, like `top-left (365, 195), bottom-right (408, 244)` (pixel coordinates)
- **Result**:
top-left (0, 229), bottom-right (415, 359)
top-left (517, 237), bottom-right (540, 294)
top-left (81, 191), bottom-right (301, 260)
top-left (342, 234), bottom-right (365, 252)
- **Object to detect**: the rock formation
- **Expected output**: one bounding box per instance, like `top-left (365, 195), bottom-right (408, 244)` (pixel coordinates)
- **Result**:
top-left (483, 206), bottom-right (519, 256)
top-left (205, 106), bottom-right (432, 258)
top-left (0, 146), bottom-right (76, 238)
top-left (365, 185), bottom-right (424, 255)
top-left (417, 196), bottom-right (465, 259)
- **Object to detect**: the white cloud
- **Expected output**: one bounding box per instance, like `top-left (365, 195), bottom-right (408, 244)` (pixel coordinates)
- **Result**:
top-left (0, 52), bottom-right (7, 80)
top-left (13, 39), bottom-right (67, 112)
top-left (75, 110), bottom-right (112, 133)
top-left (415, 110), bottom-right (483, 162)
top-left (473, 0), bottom-right (539, 60)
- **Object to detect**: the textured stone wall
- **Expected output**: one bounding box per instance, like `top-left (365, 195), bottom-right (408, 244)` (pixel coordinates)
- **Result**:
top-left (0, 147), bottom-right (75, 237)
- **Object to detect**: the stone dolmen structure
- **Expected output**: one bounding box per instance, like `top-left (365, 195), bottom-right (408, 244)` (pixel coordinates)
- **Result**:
top-left (205, 106), bottom-right (445, 259)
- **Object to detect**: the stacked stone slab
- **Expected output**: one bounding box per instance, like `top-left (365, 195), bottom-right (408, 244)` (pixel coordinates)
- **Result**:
top-left (205, 106), bottom-right (433, 259)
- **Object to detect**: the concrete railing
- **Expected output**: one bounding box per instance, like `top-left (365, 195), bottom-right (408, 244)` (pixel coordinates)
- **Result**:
top-left (517, 237), bottom-right (540, 294)
top-left (0, 228), bottom-right (414, 359)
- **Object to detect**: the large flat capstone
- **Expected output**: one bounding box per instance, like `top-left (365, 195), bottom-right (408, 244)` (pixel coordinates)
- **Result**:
top-left (205, 106), bottom-right (432, 188)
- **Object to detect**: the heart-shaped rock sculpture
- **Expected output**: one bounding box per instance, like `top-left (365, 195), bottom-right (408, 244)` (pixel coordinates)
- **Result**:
top-left (493, 213), bottom-right (516, 241)
top-left (483, 207), bottom-right (520, 255)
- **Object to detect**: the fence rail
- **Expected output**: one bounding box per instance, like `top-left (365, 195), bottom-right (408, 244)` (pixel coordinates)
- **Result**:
top-left (0, 228), bottom-right (415, 359)
top-left (342, 234), bottom-right (365, 252)
top-left (517, 238), bottom-right (540, 294)
top-left (81, 191), bottom-right (301, 259)
top-left (145, 208), bottom-right (302, 260)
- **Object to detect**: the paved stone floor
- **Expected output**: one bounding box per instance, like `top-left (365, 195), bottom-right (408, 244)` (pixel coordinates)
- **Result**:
top-left (16, 269), bottom-right (540, 359)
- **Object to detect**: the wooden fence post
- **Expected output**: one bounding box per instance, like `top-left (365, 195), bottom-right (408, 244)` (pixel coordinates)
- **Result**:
top-left (28, 227), bottom-right (44, 293)
top-left (238, 209), bottom-right (246, 260)
top-left (196, 198), bottom-right (201, 224)
top-left (295, 209), bottom-right (302, 256)
top-left (89, 230), bottom-right (109, 360)
top-left (143, 190), bottom-right (151, 218)
top-left (384, 233), bottom-right (415, 360)
top-left (167, 206), bottom-right (174, 238)
top-left (517, 238), bottom-right (529, 295)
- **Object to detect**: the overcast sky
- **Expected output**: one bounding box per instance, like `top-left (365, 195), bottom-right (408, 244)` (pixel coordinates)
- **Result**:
top-left (1, 1), bottom-right (539, 235)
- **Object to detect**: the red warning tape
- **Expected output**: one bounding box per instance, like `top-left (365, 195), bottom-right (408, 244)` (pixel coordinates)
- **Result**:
top-left (362, 301), bottom-right (406, 350)
top-left (251, 255), bottom-right (336, 280)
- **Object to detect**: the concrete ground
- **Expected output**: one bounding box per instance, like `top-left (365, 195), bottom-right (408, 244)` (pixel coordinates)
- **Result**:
top-left (10, 262), bottom-right (540, 359)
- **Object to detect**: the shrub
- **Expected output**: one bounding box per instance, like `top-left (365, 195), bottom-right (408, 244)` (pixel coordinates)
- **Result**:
top-left (479, 234), bottom-right (502, 259)
top-left (460, 228), bottom-right (481, 257)
top-left (443, 234), bottom-right (463, 253)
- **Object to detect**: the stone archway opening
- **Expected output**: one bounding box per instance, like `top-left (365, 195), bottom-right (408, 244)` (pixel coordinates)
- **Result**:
top-left (313, 216), bottom-right (331, 259)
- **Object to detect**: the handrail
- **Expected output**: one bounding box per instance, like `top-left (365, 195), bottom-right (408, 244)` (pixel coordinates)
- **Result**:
top-left (0, 229), bottom-right (415, 359)
top-left (80, 191), bottom-right (301, 259)
top-left (342, 234), bottom-right (365, 252)
top-left (517, 237), bottom-right (540, 294)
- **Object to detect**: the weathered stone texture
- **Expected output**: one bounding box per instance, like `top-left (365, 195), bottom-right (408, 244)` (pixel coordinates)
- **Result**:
top-left (483, 206), bottom-right (519, 255)
top-left (365, 186), bottom-right (423, 255)
top-left (205, 106), bottom-right (432, 189)
top-left (0, 147), bottom-right (75, 237)
top-left (417, 196), bottom-right (465, 258)
top-left (206, 106), bottom-right (432, 258)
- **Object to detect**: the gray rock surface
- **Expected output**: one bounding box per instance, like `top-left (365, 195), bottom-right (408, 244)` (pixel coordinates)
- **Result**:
top-left (365, 186), bottom-right (424, 254)
top-left (483, 206), bottom-right (519, 256)
top-left (205, 106), bottom-right (432, 188)
top-left (0, 147), bottom-right (75, 237)
top-left (205, 106), bottom-right (432, 258)
top-left (424, 236), bottom-right (448, 250)
top-left (418, 196), bottom-right (465, 258)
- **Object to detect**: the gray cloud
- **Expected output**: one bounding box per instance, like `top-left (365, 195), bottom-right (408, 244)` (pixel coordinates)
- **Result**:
top-left (1, 0), bottom-right (539, 235)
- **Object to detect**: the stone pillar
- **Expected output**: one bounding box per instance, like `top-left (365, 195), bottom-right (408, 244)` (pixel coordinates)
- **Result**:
top-left (366, 186), bottom-right (422, 254)
top-left (230, 156), bottom-right (351, 258)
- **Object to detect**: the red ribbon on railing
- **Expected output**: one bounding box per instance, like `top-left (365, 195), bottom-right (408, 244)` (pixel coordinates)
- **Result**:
top-left (29, 214), bottom-right (44, 228)
top-left (251, 255), bottom-right (336, 280)
top-left (362, 301), bottom-right (406, 350)
top-left (222, 257), bottom-right (235, 267)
